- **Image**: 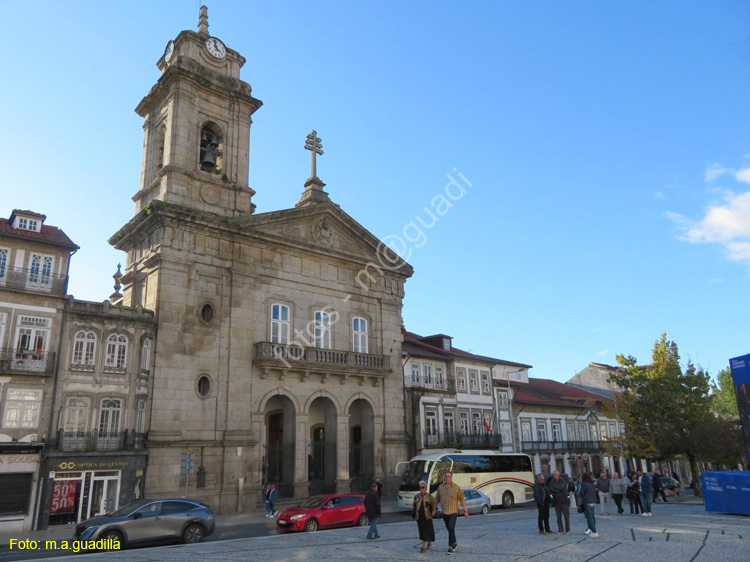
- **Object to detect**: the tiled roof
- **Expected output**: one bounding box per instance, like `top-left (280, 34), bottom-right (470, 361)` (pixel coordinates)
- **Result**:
top-left (0, 217), bottom-right (78, 249)
top-left (402, 327), bottom-right (531, 368)
top-left (511, 378), bottom-right (612, 408)
top-left (10, 209), bottom-right (47, 220)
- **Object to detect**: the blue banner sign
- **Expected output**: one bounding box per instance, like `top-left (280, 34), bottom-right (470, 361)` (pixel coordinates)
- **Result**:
top-left (730, 354), bottom-right (750, 386)
top-left (701, 471), bottom-right (750, 515)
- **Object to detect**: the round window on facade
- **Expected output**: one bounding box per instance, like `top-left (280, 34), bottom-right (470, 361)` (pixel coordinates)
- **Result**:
top-left (200, 303), bottom-right (215, 324)
top-left (197, 375), bottom-right (211, 398)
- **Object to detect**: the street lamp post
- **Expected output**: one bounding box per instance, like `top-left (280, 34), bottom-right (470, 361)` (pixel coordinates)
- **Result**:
top-left (505, 369), bottom-right (525, 453)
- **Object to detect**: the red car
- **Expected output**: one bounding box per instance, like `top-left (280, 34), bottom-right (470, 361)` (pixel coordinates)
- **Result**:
top-left (276, 494), bottom-right (368, 532)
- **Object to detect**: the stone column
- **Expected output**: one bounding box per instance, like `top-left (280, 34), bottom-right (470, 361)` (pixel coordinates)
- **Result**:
top-left (293, 414), bottom-right (309, 499)
top-left (534, 454), bottom-right (541, 474)
top-left (336, 414), bottom-right (351, 493)
top-left (563, 454), bottom-right (572, 476)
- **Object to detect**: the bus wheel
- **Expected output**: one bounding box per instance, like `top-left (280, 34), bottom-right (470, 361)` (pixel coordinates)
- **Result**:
top-left (501, 491), bottom-right (514, 509)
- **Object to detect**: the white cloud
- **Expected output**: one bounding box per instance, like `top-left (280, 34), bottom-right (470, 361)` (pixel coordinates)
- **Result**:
top-left (705, 164), bottom-right (730, 182)
top-left (653, 191), bottom-right (665, 199)
top-left (592, 328), bottom-right (601, 332)
top-left (735, 168), bottom-right (750, 183)
top-left (709, 278), bottom-right (725, 283)
top-left (597, 349), bottom-right (609, 356)
top-left (668, 190), bottom-right (750, 265)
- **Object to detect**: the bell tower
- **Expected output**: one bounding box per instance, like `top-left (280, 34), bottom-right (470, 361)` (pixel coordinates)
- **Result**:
top-left (133, 5), bottom-right (262, 218)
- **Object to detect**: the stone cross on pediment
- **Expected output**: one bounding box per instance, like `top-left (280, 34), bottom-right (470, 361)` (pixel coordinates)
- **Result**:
top-left (305, 130), bottom-right (323, 181)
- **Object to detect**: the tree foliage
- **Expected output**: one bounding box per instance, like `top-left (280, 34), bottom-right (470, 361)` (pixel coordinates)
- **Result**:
top-left (712, 368), bottom-right (740, 421)
top-left (608, 334), bottom-right (743, 498)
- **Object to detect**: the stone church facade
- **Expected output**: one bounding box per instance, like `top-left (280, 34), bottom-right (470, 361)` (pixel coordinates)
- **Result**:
top-left (109, 9), bottom-right (412, 512)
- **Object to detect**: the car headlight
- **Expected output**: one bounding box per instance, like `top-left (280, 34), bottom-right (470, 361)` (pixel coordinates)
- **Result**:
top-left (290, 514), bottom-right (306, 521)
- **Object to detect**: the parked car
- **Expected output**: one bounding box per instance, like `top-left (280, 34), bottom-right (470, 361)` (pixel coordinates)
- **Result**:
top-left (436, 488), bottom-right (491, 516)
top-left (276, 494), bottom-right (368, 532)
top-left (73, 499), bottom-right (215, 547)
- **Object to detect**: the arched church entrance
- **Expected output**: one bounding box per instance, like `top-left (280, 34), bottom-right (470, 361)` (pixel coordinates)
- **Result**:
top-left (308, 396), bottom-right (337, 495)
top-left (349, 398), bottom-right (374, 492)
top-left (264, 395), bottom-right (296, 498)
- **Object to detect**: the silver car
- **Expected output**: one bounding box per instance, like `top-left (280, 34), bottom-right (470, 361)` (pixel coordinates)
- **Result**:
top-left (437, 488), bottom-right (492, 516)
top-left (73, 498), bottom-right (215, 547)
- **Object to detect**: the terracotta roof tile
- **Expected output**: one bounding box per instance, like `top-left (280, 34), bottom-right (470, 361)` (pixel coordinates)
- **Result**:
top-left (0, 218), bottom-right (78, 249)
top-left (510, 378), bottom-right (612, 408)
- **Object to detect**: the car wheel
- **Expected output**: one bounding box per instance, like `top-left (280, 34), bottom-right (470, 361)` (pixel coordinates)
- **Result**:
top-left (481, 504), bottom-right (490, 515)
top-left (501, 491), bottom-right (514, 509)
top-left (99, 529), bottom-right (123, 548)
top-left (304, 518), bottom-right (319, 532)
top-left (182, 523), bottom-right (205, 544)
top-left (357, 514), bottom-right (369, 526)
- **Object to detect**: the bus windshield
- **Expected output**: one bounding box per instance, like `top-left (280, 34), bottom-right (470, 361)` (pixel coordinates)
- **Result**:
top-left (399, 460), bottom-right (433, 491)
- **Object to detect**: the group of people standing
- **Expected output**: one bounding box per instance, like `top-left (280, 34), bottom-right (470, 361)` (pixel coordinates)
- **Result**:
top-left (534, 468), bottom-right (669, 539)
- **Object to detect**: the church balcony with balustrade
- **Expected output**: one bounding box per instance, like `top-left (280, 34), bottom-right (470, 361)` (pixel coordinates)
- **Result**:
top-left (253, 342), bottom-right (391, 378)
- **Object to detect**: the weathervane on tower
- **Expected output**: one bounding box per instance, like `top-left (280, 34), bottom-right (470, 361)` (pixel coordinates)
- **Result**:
top-left (304, 130), bottom-right (324, 182)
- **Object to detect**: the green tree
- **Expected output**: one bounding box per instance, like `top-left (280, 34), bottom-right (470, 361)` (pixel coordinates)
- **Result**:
top-left (712, 368), bottom-right (740, 420)
top-left (608, 334), bottom-right (740, 499)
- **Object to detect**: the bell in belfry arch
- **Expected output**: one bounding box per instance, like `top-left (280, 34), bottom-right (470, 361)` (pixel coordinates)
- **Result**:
top-left (200, 128), bottom-right (220, 171)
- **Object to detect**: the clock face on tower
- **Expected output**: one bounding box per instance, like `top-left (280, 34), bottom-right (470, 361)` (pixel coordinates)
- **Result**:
top-left (205, 37), bottom-right (226, 59)
top-left (163, 40), bottom-right (175, 63)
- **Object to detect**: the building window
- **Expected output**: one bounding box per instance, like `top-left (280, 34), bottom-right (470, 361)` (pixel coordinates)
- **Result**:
top-left (444, 411), bottom-right (455, 437)
top-left (434, 366), bottom-right (443, 388)
top-left (537, 423), bottom-right (547, 441)
top-left (3, 389), bottom-right (42, 428)
top-left (610, 423), bottom-right (619, 438)
top-left (567, 424), bottom-right (576, 440)
top-left (352, 317), bottom-right (368, 353)
top-left (72, 331), bottom-right (96, 369)
top-left (314, 310), bottom-right (331, 349)
top-left (460, 412), bottom-right (469, 435)
top-left (578, 422), bottom-right (587, 440)
top-left (200, 303), bottom-right (215, 324)
top-left (481, 372), bottom-right (490, 394)
top-left (63, 397), bottom-right (89, 433)
top-left (105, 334), bottom-right (128, 371)
top-left (197, 375), bottom-right (211, 398)
top-left (500, 422), bottom-right (512, 445)
top-left (271, 304), bottom-right (290, 344)
top-left (472, 412), bottom-right (481, 435)
top-left (15, 317), bottom-right (49, 356)
top-left (0, 247), bottom-right (8, 282)
top-left (442, 338), bottom-right (450, 351)
top-left (590, 423), bottom-right (599, 440)
top-left (423, 364), bottom-right (432, 386)
top-left (599, 423), bottom-right (608, 440)
top-left (497, 391), bottom-right (509, 409)
top-left (521, 421), bottom-right (532, 442)
top-left (27, 253), bottom-right (53, 290)
top-left (552, 422), bottom-right (562, 442)
top-left (411, 363), bottom-right (420, 385)
top-left (135, 399), bottom-right (146, 433)
top-left (457, 371), bottom-right (466, 392)
top-left (140, 337), bottom-right (151, 375)
top-left (469, 371), bottom-right (478, 393)
top-left (98, 399), bottom-right (122, 436)
top-left (425, 411), bottom-right (437, 445)
top-left (18, 217), bottom-right (28, 230)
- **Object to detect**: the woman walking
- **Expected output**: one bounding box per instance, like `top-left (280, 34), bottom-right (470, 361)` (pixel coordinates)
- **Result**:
top-left (627, 474), bottom-right (643, 516)
top-left (412, 480), bottom-right (436, 553)
top-left (578, 473), bottom-right (599, 538)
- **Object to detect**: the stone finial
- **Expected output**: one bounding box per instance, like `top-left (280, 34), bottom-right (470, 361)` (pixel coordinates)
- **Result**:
top-left (297, 130), bottom-right (331, 207)
top-left (198, 5), bottom-right (209, 36)
top-left (110, 264), bottom-right (123, 305)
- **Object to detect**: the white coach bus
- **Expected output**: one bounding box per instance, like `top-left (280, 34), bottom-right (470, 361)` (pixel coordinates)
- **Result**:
top-left (397, 450), bottom-right (535, 510)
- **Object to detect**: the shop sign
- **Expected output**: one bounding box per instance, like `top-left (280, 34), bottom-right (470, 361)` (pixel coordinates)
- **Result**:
top-left (51, 480), bottom-right (78, 514)
top-left (53, 460), bottom-right (131, 471)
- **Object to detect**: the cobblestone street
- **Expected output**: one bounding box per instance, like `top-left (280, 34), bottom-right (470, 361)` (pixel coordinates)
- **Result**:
top-left (15, 501), bottom-right (746, 562)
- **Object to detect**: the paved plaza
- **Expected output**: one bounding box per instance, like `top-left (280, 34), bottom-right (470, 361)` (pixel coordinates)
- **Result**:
top-left (4, 500), bottom-right (747, 562)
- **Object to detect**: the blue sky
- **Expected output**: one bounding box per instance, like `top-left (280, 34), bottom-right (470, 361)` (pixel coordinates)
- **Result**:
top-left (3, 1), bottom-right (749, 382)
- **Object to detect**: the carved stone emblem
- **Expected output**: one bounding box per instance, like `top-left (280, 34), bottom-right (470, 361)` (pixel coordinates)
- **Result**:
top-left (314, 218), bottom-right (334, 245)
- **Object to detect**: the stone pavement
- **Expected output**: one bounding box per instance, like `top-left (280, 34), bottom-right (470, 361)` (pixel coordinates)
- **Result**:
top-left (7, 499), bottom-right (747, 562)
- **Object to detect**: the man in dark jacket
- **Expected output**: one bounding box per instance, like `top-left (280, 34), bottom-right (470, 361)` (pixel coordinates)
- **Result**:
top-left (364, 482), bottom-right (381, 539)
top-left (652, 469), bottom-right (667, 502)
top-left (546, 471), bottom-right (570, 533)
top-left (533, 474), bottom-right (552, 534)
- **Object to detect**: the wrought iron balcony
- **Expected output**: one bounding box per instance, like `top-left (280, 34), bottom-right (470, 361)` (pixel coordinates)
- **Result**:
top-left (0, 266), bottom-right (68, 295)
top-left (55, 429), bottom-right (147, 452)
top-left (0, 348), bottom-right (56, 374)
top-left (253, 342), bottom-right (391, 374)
top-left (520, 440), bottom-right (605, 453)
top-left (423, 431), bottom-right (502, 450)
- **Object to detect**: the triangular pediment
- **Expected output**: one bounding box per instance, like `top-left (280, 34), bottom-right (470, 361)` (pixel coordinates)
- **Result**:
top-left (233, 203), bottom-right (413, 278)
